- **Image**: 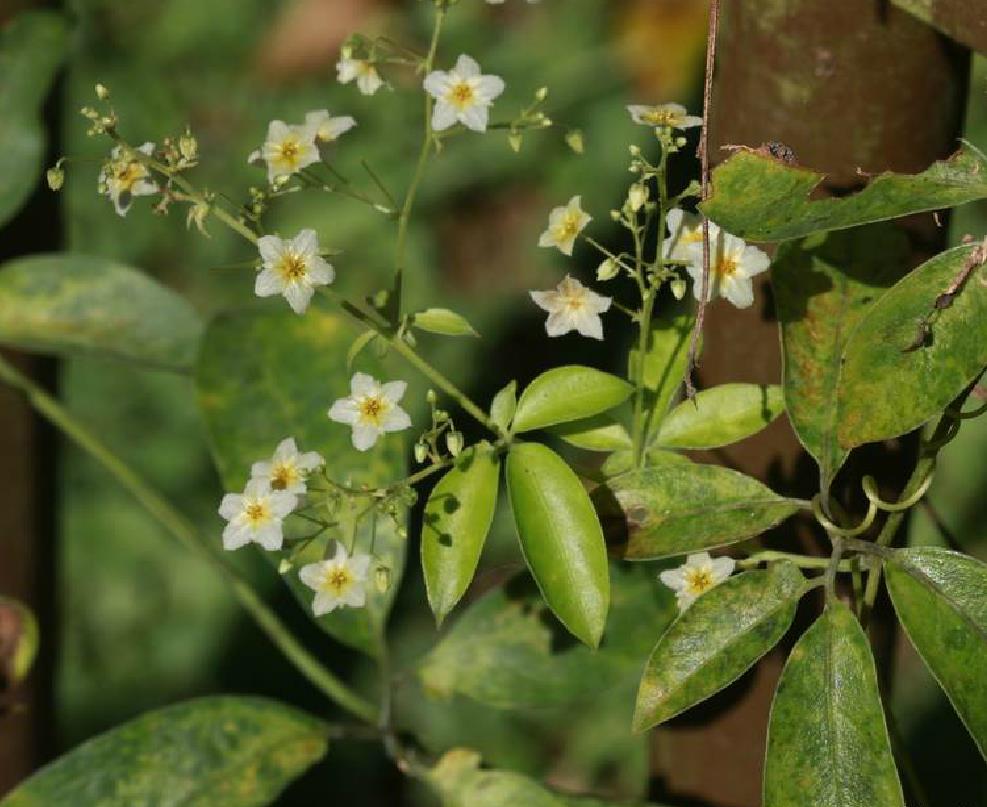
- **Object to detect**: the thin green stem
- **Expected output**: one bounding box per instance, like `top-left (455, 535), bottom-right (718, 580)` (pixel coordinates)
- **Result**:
top-left (738, 550), bottom-right (855, 571)
top-left (0, 355), bottom-right (377, 724)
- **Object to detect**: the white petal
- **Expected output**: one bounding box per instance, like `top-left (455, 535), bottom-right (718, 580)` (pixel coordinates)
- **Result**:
top-left (454, 54), bottom-right (481, 78)
top-left (380, 380), bottom-right (407, 403)
top-left (357, 69), bottom-right (383, 96)
top-left (530, 289), bottom-right (558, 313)
top-left (269, 492), bottom-right (298, 517)
top-left (307, 257), bottom-right (334, 285)
top-left (686, 551), bottom-right (713, 567)
top-left (283, 282), bottom-right (314, 314)
top-left (312, 591), bottom-right (340, 615)
top-left (222, 523), bottom-right (252, 551)
top-left (537, 228), bottom-right (558, 249)
top-left (382, 406), bottom-right (412, 433)
top-left (332, 543), bottom-right (349, 564)
top-left (431, 100), bottom-right (459, 131)
top-left (423, 70), bottom-right (450, 98)
top-left (255, 524), bottom-right (284, 551)
top-left (328, 398), bottom-right (359, 424)
top-left (574, 311), bottom-right (604, 341)
top-left (739, 245), bottom-right (771, 278)
top-left (350, 554), bottom-right (372, 578)
top-left (244, 478), bottom-right (272, 497)
top-left (297, 451), bottom-right (324, 471)
top-left (299, 561), bottom-right (326, 590)
top-left (337, 59), bottom-right (358, 83)
top-left (275, 438), bottom-right (297, 458)
top-left (351, 423), bottom-right (380, 452)
top-left (290, 228), bottom-right (319, 257)
top-left (460, 104), bottom-right (489, 133)
top-left (218, 494), bottom-right (243, 520)
top-left (659, 569), bottom-right (686, 590)
top-left (722, 276), bottom-right (755, 309)
top-left (711, 556), bottom-right (736, 581)
top-left (351, 372), bottom-right (377, 397)
top-left (257, 235), bottom-right (284, 265)
top-left (475, 74), bottom-right (505, 101)
top-left (250, 460), bottom-right (272, 481)
top-left (343, 585), bottom-right (367, 608)
top-left (545, 310), bottom-right (574, 337)
top-left (254, 268), bottom-right (283, 298)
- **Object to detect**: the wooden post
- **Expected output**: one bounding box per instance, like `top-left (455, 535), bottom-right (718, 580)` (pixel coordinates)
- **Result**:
top-left (649, 2), bottom-right (970, 805)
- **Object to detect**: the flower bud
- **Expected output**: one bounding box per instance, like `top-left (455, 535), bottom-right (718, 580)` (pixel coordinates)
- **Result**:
top-left (565, 129), bottom-right (584, 155)
top-left (375, 566), bottom-right (391, 594)
top-left (610, 209), bottom-right (622, 222)
top-left (278, 559), bottom-right (292, 575)
top-left (178, 131), bottom-right (198, 163)
top-left (426, 389), bottom-right (438, 406)
top-left (629, 145), bottom-right (641, 157)
top-left (95, 83), bottom-right (110, 100)
top-left (46, 165), bottom-right (65, 191)
top-left (414, 442), bottom-right (428, 464)
top-left (627, 183), bottom-right (648, 212)
top-left (535, 86), bottom-right (549, 102)
top-left (508, 132), bottom-right (523, 153)
top-left (670, 278), bottom-right (688, 300)
top-left (446, 430), bottom-right (464, 458)
top-left (596, 257), bottom-right (619, 281)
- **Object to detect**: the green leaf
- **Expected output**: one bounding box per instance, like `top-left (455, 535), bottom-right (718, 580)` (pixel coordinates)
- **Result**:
top-left (422, 442), bottom-right (501, 625)
top-left (595, 460), bottom-right (800, 560)
top-left (701, 144), bottom-right (987, 242)
top-left (653, 383), bottom-right (784, 450)
top-left (419, 564), bottom-right (676, 710)
top-left (0, 696), bottom-right (328, 807)
top-left (886, 547), bottom-right (987, 760)
top-left (506, 442), bottom-right (610, 647)
top-left (0, 254), bottom-right (203, 371)
top-left (346, 328), bottom-right (378, 370)
top-left (413, 307), bottom-right (480, 338)
top-left (763, 603), bottom-right (904, 807)
top-left (0, 11), bottom-right (68, 228)
top-left (195, 309), bottom-right (405, 657)
top-left (512, 366), bottom-right (633, 434)
top-left (772, 226), bottom-right (910, 488)
top-left (552, 414), bottom-right (633, 452)
top-left (633, 563), bottom-right (804, 732)
top-left (489, 380), bottom-right (517, 433)
top-left (837, 243), bottom-right (987, 449)
top-left (628, 297), bottom-right (694, 431)
top-left (428, 749), bottom-right (567, 807)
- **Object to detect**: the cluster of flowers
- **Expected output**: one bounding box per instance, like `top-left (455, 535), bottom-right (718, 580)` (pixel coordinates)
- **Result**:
top-left (217, 437), bottom-right (375, 614)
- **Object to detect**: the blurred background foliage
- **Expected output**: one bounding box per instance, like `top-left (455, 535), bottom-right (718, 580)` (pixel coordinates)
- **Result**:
top-left (4, 0), bottom-right (985, 804)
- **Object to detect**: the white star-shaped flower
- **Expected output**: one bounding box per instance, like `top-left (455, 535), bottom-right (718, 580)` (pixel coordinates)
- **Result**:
top-left (336, 52), bottom-right (384, 96)
top-left (628, 103), bottom-right (703, 130)
top-left (299, 543), bottom-right (372, 615)
top-left (304, 109), bottom-right (357, 143)
top-left (684, 229), bottom-right (770, 309)
top-left (423, 54), bottom-right (505, 133)
top-left (664, 207), bottom-right (721, 263)
top-left (98, 142), bottom-right (159, 217)
top-left (255, 229), bottom-right (335, 315)
top-left (659, 552), bottom-right (736, 611)
top-left (530, 274), bottom-right (611, 340)
top-left (218, 478), bottom-right (297, 552)
top-left (328, 372), bottom-right (412, 451)
top-left (538, 195), bottom-right (592, 256)
top-left (250, 437), bottom-right (324, 496)
top-left (248, 120), bottom-right (320, 184)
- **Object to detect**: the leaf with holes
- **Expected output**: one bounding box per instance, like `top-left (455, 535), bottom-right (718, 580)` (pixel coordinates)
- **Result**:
top-left (772, 226), bottom-right (911, 487)
top-left (506, 442), bottom-right (610, 648)
top-left (886, 548), bottom-right (987, 760)
top-left (0, 697), bottom-right (327, 807)
top-left (195, 308), bottom-right (404, 657)
top-left (837, 243), bottom-right (987, 449)
top-left (595, 460), bottom-right (800, 560)
top-left (653, 384), bottom-right (784, 450)
top-left (763, 603), bottom-right (904, 807)
top-left (633, 563), bottom-right (804, 732)
top-left (0, 254), bottom-right (203, 371)
top-left (421, 442), bottom-right (501, 625)
top-left (701, 145), bottom-right (987, 242)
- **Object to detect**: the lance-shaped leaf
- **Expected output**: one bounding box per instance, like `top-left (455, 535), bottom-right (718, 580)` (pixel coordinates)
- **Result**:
top-left (628, 297), bottom-right (694, 432)
top-left (196, 309), bottom-right (404, 657)
top-left (886, 548), bottom-right (987, 760)
top-left (772, 226), bottom-right (910, 487)
top-left (489, 380), bottom-right (517, 432)
top-left (0, 697), bottom-right (328, 807)
top-left (763, 603), bottom-right (904, 807)
top-left (701, 145), bottom-right (987, 242)
top-left (413, 307), bottom-right (479, 338)
top-left (837, 243), bottom-right (987, 449)
top-left (512, 366), bottom-right (633, 434)
top-left (0, 254), bottom-right (203, 371)
top-left (633, 563), bottom-right (804, 732)
top-left (552, 414), bottom-right (632, 452)
top-left (0, 11), bottom-right (68, 228)
top-left (595, 460), bottom-right (800, 560)
top-left (422, 442), bottom-right (501, 625)
top-left (652, 383), bottom-right (784, 450)
top-left (419, 565), bottom-right (676, 710)
top-left (506, 442), bottom-right (610, 648)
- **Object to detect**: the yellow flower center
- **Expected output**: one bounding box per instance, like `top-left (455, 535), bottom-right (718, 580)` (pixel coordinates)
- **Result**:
top-left (554, 214), bottom-right (581, 243)
top-left (561, 292), bottom-right (587, 313)
top-left (323, 566), bottom-right (354, 596)
top-left (112, 161), bottom-right (147, 192)
top-left (447, 81), bottom-right (476, 110)
top-left (276, 252), bottom-right (308, 282)
top-left (643, 108), bottom-right (679, 127)
top-left (716, 255), bottom-right (739, 278)
top-left (358, 395), bottom-right (388, 427)
top-left (244, 501), bottom-right (270, 527)
top-left (270, 462), bottom-right (298, 491)
top-left (681, 226), bottom-right (704, 245)
top-left (684, 567), bottom-right (715, 596)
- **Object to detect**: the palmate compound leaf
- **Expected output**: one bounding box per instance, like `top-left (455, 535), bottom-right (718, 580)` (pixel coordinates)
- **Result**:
top-left (771, 225), bottom-right (911, 489)
top-left (506, 442), bottom-right (610, 648)
top-left (195, 308), bottom-right (405, 658)
top-left (418, 565), bottom-right (676, 710)
top-left (701, 144), bottom-right (987, 243)
top-left (594, 458), bottom-right (801, 560)
top-left (763, 603), bottom-right (904, 807)
top-left (421, 441), bottom-right (501, 625)
top-left (886, 548), bottom-right (987, 760)
top-left (0, 697), bottom-right (328, 807)
top-left (0, 11), bottom-right (68, 228)
top-left (511, 366), bottom-right (633, 434)
top-left (837, 243), bottom-right (987, 450)
top-left (632, 563), bottom-right (805, 732)
top-left (652, 383), bottom-right (784, 450)
top-left (0, 254), bottom-right (203, 371)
